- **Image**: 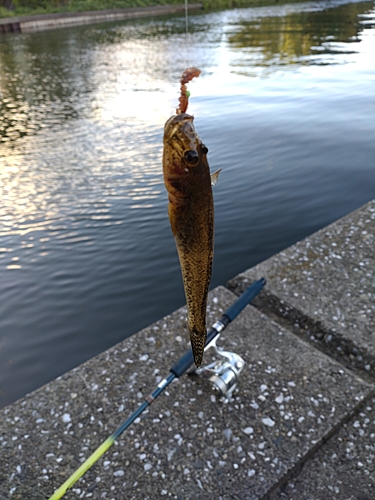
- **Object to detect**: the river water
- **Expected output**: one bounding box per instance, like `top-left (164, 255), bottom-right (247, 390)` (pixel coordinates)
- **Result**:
top-left (0, 0), bottom-right (374, 408)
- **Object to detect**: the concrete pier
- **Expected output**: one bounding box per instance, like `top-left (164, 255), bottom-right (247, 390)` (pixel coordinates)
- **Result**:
top-left (0, 4), bottom-right (203, 34)
top-left (1, 199), bottom-right (374, 499)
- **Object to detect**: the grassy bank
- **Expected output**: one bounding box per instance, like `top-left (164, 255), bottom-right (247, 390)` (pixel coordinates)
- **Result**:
top-left (0, 0), bottom-right (287, 19)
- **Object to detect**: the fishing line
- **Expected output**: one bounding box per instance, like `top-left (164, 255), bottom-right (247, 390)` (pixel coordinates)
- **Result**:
top-left (185, 0), bottom-right (189, 36)
top-left (184, 0), bottom-right (192, 69)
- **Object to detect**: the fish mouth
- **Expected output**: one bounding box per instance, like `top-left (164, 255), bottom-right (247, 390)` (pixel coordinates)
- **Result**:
top-left (163, 113), bottom-right (195, 143)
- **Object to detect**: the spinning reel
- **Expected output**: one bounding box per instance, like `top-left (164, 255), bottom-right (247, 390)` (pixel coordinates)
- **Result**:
top-left (189, 327), bottom-right (245, 402)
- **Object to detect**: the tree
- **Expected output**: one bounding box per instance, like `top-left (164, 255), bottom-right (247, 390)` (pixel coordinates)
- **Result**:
top-left (1, 0), bottom-right (15, 10)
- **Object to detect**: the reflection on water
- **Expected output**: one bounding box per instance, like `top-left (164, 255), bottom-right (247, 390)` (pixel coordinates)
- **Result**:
top-left (1, 1), bottom-right (372, 146)
top-left (0, 0), bottom-right (375, 407)
top-left (227, 1), bottom-right (369, 67)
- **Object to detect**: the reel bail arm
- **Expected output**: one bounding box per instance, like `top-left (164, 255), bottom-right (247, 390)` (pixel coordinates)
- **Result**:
top-left (189, 334), bottom-right (246, 402)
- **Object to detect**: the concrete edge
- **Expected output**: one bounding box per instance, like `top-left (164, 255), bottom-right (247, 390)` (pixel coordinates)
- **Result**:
top-left (227, 199), bottom-right (375, 384)
top-left (0, 3), bottom-right (203, 33)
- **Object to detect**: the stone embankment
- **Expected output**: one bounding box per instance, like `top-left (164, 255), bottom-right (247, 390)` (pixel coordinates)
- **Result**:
top-left (1, 199), bottom-right (374, 499)
top-left (0, 3), bottom-right (203, 33)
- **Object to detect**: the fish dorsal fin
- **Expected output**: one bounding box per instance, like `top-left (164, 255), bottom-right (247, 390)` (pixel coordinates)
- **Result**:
top-left (210, 168), bottom-right (222, 187)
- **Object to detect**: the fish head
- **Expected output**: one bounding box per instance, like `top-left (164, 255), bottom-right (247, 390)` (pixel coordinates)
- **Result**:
top-left (163, 113), bottom-right (210, 208)
top-left (163, 113), bottom-right (208, 170)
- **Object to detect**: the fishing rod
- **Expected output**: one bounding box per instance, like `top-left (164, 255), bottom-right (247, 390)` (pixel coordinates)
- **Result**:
top-left (48, 277), bottom-right (266, 500)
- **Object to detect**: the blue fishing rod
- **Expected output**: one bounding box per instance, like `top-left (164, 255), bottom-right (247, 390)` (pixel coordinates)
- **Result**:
top-left (48, 278), bottom-right (266, 500)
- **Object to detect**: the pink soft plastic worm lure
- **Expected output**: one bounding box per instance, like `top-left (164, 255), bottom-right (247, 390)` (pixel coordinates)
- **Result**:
top-left (176, 67), bottom-right (201, 114)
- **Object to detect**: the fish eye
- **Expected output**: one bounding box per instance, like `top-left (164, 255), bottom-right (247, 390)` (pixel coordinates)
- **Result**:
top-left (202, 144), bottom-right (208, 154)
top-left (183, 149), bottom-right (199, 166)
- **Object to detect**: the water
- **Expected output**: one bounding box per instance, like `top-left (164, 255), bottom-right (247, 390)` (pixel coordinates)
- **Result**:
top-left (0, 0), bottom-right (374, 408)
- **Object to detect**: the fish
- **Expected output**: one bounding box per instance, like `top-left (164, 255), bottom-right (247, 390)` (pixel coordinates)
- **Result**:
top-left (163, 112), bottom-right (217, 367)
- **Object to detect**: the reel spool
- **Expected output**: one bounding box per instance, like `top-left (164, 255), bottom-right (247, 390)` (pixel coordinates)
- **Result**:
top-left (189, 333), bottom-right (245, 402)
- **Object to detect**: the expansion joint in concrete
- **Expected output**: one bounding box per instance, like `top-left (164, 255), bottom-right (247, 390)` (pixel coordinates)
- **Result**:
top-left (261, 387), bottom-right (375, 500)
top-left (227, 280), bottom-right (375, 385)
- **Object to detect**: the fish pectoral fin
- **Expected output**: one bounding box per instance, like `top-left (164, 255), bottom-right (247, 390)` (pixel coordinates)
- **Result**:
top-left (210, 168), bottom-right (222, 187)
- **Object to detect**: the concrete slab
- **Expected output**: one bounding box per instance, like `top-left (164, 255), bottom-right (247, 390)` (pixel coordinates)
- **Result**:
top-left (271, 394), bottom-right (375, 500)
top-left (0, 286), bottom-right (372, 499)
top-left (228, 199), bottom-right (375, 378)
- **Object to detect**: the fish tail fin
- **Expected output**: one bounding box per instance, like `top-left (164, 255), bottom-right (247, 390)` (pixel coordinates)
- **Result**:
top-left (189, 327), bottom-right (207, 368)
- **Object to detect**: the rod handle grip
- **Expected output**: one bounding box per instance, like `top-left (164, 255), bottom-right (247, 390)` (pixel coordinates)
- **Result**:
top-left (223, 277), bottom-right (266, 322)
top-left (170, 350), bottom-right (194, 378)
